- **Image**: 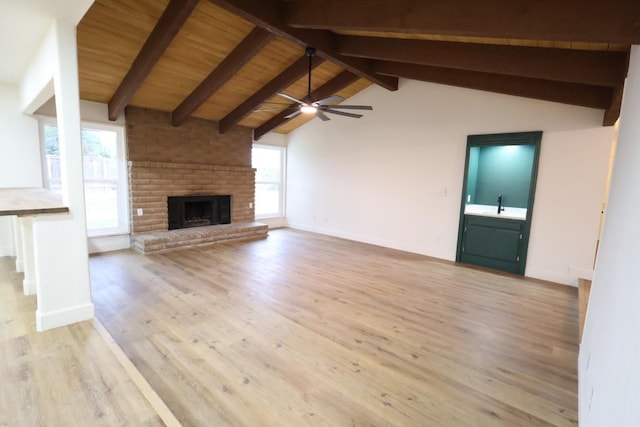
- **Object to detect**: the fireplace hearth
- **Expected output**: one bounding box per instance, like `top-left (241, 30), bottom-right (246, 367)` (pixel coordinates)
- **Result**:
top-left (168, 195), bottom-right (231, 230)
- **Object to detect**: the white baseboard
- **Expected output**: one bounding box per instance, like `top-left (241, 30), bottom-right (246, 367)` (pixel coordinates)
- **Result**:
top-left (88, 234), bottom-right (131, 254)
top-left (289, 222), bottom-right (578, 287)
top-left (23, 278), bottom-right (37, 296)
top-left (569, 266), bottom-right (594, 281)
top-left (288, 221), bottom-right (377, 244)
top-left (36, 303), bottom-right (95, 332)
top-left (287, 222), bottom-right (416, 255)
top-left (524, 268), bottom-right (579, 286)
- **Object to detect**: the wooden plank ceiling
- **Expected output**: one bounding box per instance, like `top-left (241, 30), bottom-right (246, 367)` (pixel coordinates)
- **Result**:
top-left (77, 0), bottom-right (638, 139)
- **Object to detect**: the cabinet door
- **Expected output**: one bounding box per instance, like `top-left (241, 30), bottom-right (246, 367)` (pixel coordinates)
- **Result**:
top-left (460, 215), bottom-right (524, 274)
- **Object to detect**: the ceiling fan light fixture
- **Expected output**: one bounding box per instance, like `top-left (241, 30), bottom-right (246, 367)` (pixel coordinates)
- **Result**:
top-left (300, 104), bottom-right (317, 114)
top-left (273, 46), bottom-right (372, 122)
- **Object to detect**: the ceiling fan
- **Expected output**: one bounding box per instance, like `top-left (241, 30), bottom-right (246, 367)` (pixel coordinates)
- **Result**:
top-left (260, 47), bottom-right (373, 121)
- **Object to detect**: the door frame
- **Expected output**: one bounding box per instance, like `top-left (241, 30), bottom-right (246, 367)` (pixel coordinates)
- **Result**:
top-left (455, 131), bottom-right (543, 275)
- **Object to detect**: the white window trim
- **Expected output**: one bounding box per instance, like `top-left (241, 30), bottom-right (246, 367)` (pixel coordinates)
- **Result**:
top-left (253, 144), bottom-right (286, 219)
top-left (39, 117), bottom-right (130, 238)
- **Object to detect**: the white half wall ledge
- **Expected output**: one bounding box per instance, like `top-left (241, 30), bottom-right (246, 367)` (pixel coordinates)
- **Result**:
top-left (36, 303), bottom-right (94, 332)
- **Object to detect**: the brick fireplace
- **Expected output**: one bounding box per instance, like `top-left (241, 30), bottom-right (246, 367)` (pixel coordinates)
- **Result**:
top-left (126, 107), bottom-right (267, 252)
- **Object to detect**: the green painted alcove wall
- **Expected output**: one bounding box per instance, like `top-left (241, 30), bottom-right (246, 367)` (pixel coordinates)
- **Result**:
top-left (466, 144), bottom-right (535, 208)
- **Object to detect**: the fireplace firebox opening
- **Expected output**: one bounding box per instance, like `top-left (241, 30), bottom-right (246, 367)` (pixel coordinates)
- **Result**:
top-left (167, 195), bottom-right (231, 230)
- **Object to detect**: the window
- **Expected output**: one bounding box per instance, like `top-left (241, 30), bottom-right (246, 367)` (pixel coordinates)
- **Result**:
top-left (252, 145), bottom-right (286, 218)
top-left (40, 119), bottom-right (129, 237)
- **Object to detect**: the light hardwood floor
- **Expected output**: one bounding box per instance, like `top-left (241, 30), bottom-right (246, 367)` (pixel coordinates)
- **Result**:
top-left (89, 228), bottom-right (579, 426)
top-left (0, 258), bottom-right (165, 426)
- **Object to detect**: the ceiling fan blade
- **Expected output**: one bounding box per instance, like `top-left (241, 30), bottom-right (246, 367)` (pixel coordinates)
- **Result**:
top-left (277, 93), bottom-right (306, 105)
top-left (323, 109), bottom-right (364, 119)
top-left (285, 109), bottom-right (302, 119)
top-left (316, 110), bottom-right (331, 121)
top-left (315, 95), bottom-right (344, 105)
top-left (320, 105), bottom-right (373, 110)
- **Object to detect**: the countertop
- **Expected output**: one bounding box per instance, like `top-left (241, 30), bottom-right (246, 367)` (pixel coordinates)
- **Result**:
top-left (0, 188), bottom-right (69, 216)
top-left (464, 204), bottom-right (527, 221)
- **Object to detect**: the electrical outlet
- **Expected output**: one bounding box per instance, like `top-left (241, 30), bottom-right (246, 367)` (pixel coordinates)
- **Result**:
top-left (249, 202), bottom-right (253, 209)
top-left (137, 208), bottom-right (143, 216)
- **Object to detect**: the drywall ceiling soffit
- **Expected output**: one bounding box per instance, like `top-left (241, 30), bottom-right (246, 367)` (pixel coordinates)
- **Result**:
top-left (0, 0), bottom-right (94, 84)
top-left (76, 0), bottom-right (637, 138)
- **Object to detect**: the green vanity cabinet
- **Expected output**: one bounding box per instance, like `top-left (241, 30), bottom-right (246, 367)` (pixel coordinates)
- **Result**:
top-left (459, 215), bottom-right (526, 274)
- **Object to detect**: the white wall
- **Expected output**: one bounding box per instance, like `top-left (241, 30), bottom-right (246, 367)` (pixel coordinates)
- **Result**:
top-left (286, 78), bottom-right (609, 284)
top-left (256, 132), bottom-right (287, 147)
top-left (0, 83), bottom-right (44, 256)
top-left (528, 127), bottom-right (613, 284)
top-left (579, 46), bottom-right (640, 426)
top-left (0, 83), bottom-right (43, 187)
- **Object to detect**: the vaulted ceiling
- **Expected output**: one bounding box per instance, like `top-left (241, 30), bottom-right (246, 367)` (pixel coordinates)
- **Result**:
top-left (76, 0), bottom-right (638, 140)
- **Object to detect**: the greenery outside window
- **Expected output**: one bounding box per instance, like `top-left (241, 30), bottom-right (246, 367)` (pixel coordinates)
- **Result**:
top-left (252, 145), bottom-right (286, 218)
top-left (40, 119), bottom-right (129, 237)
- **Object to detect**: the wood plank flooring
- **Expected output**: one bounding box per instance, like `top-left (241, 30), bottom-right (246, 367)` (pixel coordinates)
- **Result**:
top-left (90, 229), bottom-right (579, 426)
top-left (0, 258), bottom-right (164, 427)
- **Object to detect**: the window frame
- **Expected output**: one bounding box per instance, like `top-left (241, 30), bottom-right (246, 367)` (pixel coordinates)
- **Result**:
top-left (252, 144), bottom-right (286, 219)
top-left (38, 117), bottom-right (130, 237)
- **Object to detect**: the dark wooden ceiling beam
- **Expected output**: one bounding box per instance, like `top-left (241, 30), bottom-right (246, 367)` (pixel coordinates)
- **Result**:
top-left (107, 0), bottom-right (199, 121)
top-left (253, 70), bottom-right (359, 140)
top-left (172, 27), bottom-right (274, 126)
top-left (206, 0), bottom-right (399, 91)
top-left (603, 86), bottom-right (624, 126)
top-left (603, 50), bottom-right (630, 125)
top-left (285, 0), bottom-right (640, 44)
top-left (338, 36), bottom-right (628, 88)
top-left (219, 55), bottom-right (325, 134)
top-left (373, 61), bottom-right (613, 110)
